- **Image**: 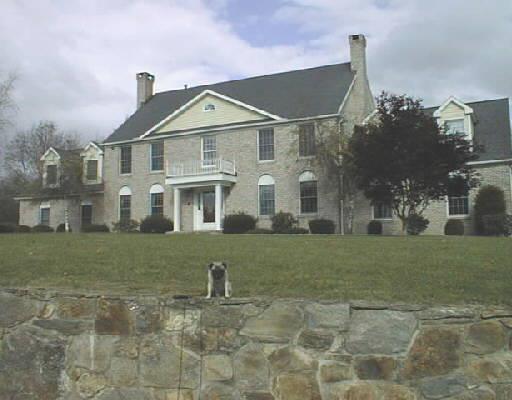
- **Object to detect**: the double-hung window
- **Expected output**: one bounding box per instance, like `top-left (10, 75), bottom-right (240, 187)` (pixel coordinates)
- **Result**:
top-left (46, 165), bottom-right (57, 185)
top-left (119, 187), bottom-right (132, 224)
top-left (258, 128), bottom-right (274, 161)
top-left (150, 142), bottom-right (164, 172)
top-left (86, 160), bottom-right (98, 181)
top-left (373, 202), bottom-right (393, 219)
top-left (448, 196), bottom-right (469, 216)
top-left (150, 184), bottom-right (165, 216)
top-left (40, 207), bottom-right (50, 226)
top-left (202, 136), bottom-right (217, 166)
top-left (444, 119), bottom-right (465, 136)
top-left (120, 145), bottom-right (132, 174)
top-left (299, 123), bottom-right (316, 157)
top-left (258, 175), bottom-right (275, 216)
top-left (299, 171), bottom-right (318, 214)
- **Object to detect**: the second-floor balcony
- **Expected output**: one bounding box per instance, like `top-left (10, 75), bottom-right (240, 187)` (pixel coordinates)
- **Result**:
top-left (166, 158), bottom-right (237, 186)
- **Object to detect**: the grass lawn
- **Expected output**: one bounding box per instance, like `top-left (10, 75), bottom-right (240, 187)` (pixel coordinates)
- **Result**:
top-left (0, 233), bottom-right (511, 305)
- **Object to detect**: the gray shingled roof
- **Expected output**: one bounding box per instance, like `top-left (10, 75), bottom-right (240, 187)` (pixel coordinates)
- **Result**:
top-left (425, 98), bottom-right (512, 161)
top-left (104, 63), bottom-right (355, 143)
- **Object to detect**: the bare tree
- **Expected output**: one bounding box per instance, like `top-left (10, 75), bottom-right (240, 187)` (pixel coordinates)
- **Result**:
top-left (4, 121), bottom-right (80, 181)
top-left (313, 119), bottom-right (359, 234)
top-left (0, 73), bottom-right (16, 133)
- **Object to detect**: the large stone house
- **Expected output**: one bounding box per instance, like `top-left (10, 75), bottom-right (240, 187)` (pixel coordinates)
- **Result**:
top-left (17, 34), bottom-right (512, 234)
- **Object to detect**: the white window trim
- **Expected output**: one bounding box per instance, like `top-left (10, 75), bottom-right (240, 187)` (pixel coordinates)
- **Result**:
top-left (149, 184), bottom-right (165, 216)
top-left (257, 128), bottom-right (275, 163)
top-left (371, 203), bottom-right (393, 221)
top-left (257, 175), bottom-right (276, 217)
top-left (39, 204), bottom-right (50, 225)
top-left (298, 171), bottom-right (318, 216)
top-left (85, 159), bottom-right (100, 181)
top-left (149, 142), bottom-right (165, 173)
top-left (119, 145), bottom-right (133, 176)
top-left (119, 186), bottom-right (132, 220)
top-left (203, 103), bottom-right (216, 112)
top-left (445, 195), bottom-right (471, 219)
top-left (201, 135), bottom-right (217, 163)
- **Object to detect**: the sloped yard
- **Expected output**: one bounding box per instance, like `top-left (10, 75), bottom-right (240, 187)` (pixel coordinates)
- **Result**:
top-left (0, 233), bottom-right (511, 305)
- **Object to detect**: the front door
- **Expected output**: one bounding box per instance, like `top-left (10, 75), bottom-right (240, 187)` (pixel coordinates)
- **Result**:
top-left (195, 189), bottom-right (216, 230)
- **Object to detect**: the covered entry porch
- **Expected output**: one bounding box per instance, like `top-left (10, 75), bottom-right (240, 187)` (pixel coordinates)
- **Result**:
top-left (166, 158), bottom-right (237, 232)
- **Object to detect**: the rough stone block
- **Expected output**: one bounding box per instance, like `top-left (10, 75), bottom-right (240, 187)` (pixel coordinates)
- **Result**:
top-left (297, 329), bottom-right (334, 350)
top-left (240, 302), bottom-right (303, 342)
top-left (0, 292), bottom-right (40, 328)
top-left (354, 356), bottom-right (396, 380)
top-left (403, 326), bottom-right (462, 379)
top-left (57, 296), bottom-right (96, 319)
top-left (204, 354), bottom-right (233, 381)
top-left (305, 303), bottom-right (350, 330)
top-left (465, 320), bottom-right (507, 355)
top-left (274, 372), bottom-right (321, 400)
top-left (95, 299), bottom-right (135, 335)
top-left (234, 343), bottom-right (270, 390)
top-left (346, 310), bottom-right (417, 355)
top-left (319, 361), bottom-right (353, 383)
top-left (33, 319), bottom-right (93, 335)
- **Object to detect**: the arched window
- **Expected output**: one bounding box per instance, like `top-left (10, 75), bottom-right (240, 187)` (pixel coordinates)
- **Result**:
top-left (258, 175), bottom-right (275, 216)
top-left (149, 184), bottom-right (164, 216)
top-left (119, 186), bottom-right (132, 223)
top-left (299, 171), bottom-right (318, 214)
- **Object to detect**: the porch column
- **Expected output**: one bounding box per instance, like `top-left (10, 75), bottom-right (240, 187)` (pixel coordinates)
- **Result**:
top-left (215, 184), bottom-right (222, 231)
top-left (174, 188), bottom-right (181, 232)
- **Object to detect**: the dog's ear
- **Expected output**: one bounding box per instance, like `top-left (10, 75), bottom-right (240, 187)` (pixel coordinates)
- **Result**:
top-left (222, 262), bottom-right (228, 269)
top-left (208, 263), bottom-right (214, 270)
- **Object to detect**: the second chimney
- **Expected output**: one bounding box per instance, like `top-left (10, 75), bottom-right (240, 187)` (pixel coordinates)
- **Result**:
top-left (136, 72), bottom-right (155, 109)
top-left (349, 34), bottom-right (367, 75)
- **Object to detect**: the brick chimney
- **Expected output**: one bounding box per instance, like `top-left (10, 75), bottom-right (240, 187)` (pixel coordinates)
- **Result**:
top-left (349, 34), bottom-right (367, 75)
top-left (136, 72), bottom-right (155, 109)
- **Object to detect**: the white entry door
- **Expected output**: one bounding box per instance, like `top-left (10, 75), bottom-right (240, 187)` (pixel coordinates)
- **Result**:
top-left (194, 189), bottom-right (217, 231)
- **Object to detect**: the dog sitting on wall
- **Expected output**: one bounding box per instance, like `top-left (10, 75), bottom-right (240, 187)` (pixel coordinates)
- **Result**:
top-left (206, 262), bottom-right (232, 299)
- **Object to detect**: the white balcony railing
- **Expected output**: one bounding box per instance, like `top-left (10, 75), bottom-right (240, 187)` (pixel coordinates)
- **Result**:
top-left (167, 158), bottom-right (236, 177)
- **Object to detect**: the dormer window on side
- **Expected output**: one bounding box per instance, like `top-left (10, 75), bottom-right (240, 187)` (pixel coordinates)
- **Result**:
top-left (444, 119), bottom-right (465, 136)
top-left (86, 160), bottom-right (98, 181)
top-left (46, 165), bottom-right (58, 186)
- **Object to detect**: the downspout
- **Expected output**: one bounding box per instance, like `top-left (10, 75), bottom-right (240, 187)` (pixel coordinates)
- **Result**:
top-left (509, 165), bottom-right (512, 211)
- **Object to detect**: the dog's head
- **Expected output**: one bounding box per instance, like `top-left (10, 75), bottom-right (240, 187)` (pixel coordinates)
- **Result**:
top-left (208, 261), bottom-right (227, 280)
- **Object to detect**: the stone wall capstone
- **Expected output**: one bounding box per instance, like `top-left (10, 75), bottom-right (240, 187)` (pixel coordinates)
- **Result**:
top-left (0, 288), bottom-right (511, 399)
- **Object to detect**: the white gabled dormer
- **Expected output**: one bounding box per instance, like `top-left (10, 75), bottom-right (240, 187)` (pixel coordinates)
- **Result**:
top-left (434, 96), bottom-right (474, 141)
top-left (80, 142), bottom-right (104, 184)
top-left (40, 147), bottom-right (61, 188)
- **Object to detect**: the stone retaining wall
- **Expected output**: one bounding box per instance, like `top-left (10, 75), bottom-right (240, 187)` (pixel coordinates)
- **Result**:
top-left (1, 288), bottom-right (511, 399)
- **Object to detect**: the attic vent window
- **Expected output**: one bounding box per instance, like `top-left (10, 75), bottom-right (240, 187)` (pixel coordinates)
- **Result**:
top-left (204, 104), bottom-right (216, 112)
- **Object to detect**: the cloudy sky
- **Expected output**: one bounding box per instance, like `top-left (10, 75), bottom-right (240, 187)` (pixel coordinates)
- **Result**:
top-left (1, 0), bottom-right (511, 142)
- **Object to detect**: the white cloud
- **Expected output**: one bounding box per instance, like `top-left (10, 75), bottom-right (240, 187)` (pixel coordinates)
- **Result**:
top-left (0, 0), bottom-right (510, 144)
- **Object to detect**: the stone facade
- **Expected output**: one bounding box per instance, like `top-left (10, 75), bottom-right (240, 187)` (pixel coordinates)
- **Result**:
top-left (1, 288), bottom-right (512, 399)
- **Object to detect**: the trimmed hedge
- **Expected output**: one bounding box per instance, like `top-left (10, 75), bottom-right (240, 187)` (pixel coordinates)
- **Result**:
top-left (112, 220), bottom-right (140, 233)
top-left (223, 213), bottom-right (257, 234)
top-left (140, 215), bottom-right (173, 233)
top-left (482, 214), bottom-right (511, 236)
top-left (271, 212), bottom-right (297, 234)
top-left (444, 219), bottom-right (465, 236)
top-left (367, 220), bottom-right (383, 235)
top-left (407, 214), bottom-right (429, 235)
top-left (474, 185), bottom-right (506, 235)
top-left (0, 224), bottom-right (16, 233)
top-left (15, 225), bottom-right (32, 233)
top-left (56, 223), bottom-right (72, 233)
top-left (283, 227), bottom-right (309, 234)
top-left (246, 228), bottom-right (273, 234)
top-left (309, 219), bottom-right (335, 234)
top-left (82, 224), bottom-right (110, 233)
top-left (32, 224), bottom-right (54, 233)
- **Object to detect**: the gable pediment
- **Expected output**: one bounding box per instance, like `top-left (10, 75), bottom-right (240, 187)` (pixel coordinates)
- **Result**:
top-left (145, 90), bottom-right (282, 137)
